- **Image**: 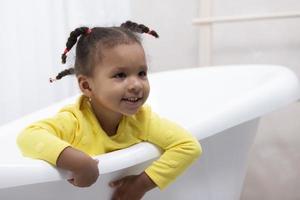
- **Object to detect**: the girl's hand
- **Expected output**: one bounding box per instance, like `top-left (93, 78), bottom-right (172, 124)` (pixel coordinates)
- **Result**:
top-left (56, 147), bottom-right (100, 187)
top-left (68, 158), bottom-right (99, 187)
top-left (109, 172), bottom-right (156, 200)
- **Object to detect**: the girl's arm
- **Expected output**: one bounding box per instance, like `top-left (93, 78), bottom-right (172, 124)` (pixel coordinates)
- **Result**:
top-left (17, 111), bottom-right (99, 187)
top-left (144, 110), bottom-right (202, 190)
top-left (17, 111), bottom-right (78, 165)
top-left (109, 106), bottom-right (202, 199)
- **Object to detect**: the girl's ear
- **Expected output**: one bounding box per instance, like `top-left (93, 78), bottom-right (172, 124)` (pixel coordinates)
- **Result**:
top-left (77, 75), bottom-right (93, 97)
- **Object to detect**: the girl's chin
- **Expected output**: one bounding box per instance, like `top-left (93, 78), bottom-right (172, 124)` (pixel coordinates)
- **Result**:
top-left (122, 112), bottom-right (136, 116)
top-left (121, 107), bottom-right (141, 116)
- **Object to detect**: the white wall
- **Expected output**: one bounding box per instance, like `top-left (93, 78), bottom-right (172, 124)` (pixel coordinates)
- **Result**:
top-left (130, 0), bottom-right (199, 72)
top-left (213, 0), bottom-right (300, 77)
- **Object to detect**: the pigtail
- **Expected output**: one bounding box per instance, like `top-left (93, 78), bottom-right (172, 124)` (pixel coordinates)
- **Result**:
top-left (50, 27), bottom-right (92, 83)
top-left (49, 68), bottom-right (75, 83)
top-left (121, 21), bottom-right (159, 38)
top-left (61, 27), bottom-right (92, 64)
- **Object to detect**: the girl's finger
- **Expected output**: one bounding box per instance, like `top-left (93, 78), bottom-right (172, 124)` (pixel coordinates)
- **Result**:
top-left (67, 178), bottom-right (77, 186)
top-left (109, 178), bottom-right (123, 187)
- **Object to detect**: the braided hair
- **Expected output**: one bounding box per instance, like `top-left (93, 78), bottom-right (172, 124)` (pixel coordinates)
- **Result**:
top-left (50, 21), bottom-right (159, 83)
top-left (120, 21), bottom-right (159, 38)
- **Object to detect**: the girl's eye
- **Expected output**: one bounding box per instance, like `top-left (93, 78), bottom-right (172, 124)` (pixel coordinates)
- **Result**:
top-left (113, 73), bottom-right (126, 79)
top-left (139, 71), bottom-right (147, 77)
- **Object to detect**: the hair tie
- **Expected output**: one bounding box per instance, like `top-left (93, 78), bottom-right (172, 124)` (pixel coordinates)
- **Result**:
top-left (63, 48), bottom-right (69, 54)
top-left (86, 28), bottom-right (92, 34)
top-left (49, 77), bottom-right (57, 83)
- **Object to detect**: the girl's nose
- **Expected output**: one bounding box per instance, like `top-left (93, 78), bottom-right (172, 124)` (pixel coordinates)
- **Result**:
top-left (128, 77), bottom-right (142, 92)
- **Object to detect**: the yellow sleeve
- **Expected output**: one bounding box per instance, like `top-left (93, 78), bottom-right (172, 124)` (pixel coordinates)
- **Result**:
top-left (144, 109), bottom-right (202, 190)
top-left (16, 111), bottom-right (78, 165)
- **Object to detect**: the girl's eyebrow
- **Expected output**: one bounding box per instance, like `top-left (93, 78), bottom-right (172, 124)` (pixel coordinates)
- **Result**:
top-left (111, 65), bottom-right (148, 72)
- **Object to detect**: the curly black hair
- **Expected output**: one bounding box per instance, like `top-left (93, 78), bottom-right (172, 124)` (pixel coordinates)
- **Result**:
top-left (50, 21), bottom-right (158, 83)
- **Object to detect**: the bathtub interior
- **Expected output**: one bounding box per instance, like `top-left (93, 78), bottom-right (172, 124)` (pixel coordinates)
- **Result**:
top-left (147, 65), bottom-right (275, 113)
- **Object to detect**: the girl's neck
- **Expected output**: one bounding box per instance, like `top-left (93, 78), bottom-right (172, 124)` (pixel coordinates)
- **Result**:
top-left (90, 100), bottom-right (123, 137)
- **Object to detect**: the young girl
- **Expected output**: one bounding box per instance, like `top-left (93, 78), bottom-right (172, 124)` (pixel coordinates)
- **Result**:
top-left (17, 21), bottom-right (202, 200)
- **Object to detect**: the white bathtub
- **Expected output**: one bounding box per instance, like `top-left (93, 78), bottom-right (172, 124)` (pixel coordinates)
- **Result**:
top-left (0, 65), bottom-right (299, 200)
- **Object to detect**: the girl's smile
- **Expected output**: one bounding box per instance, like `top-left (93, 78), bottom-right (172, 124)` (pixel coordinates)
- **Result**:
top-left (121, 96), bottom-right (144, 110)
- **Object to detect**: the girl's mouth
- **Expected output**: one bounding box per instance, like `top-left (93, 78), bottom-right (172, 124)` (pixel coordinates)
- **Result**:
top-left (121, 96), bottom-right (144, 113)
top-left (122, 97), bottom-right (142, 103)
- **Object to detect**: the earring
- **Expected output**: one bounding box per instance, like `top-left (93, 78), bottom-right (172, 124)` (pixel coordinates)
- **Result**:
top-left (89, 97), bottom-right (92, 102)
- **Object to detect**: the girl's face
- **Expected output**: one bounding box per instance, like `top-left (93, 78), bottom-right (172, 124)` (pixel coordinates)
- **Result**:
top-left (87, 43), bottom-right (150, 116)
